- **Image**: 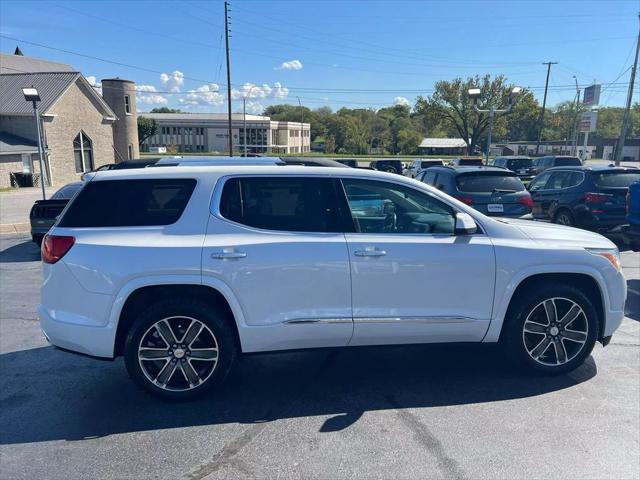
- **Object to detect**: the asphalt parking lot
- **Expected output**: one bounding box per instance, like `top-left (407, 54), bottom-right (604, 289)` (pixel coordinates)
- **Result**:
top-left (0, 233), bottom-right (638, 480)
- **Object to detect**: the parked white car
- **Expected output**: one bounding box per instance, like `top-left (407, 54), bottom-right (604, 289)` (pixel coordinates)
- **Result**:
top-left (39, 166), bottom-right (627, 400)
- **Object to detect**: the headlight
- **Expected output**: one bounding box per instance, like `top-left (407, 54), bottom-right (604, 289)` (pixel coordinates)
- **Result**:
top-left (586, 248), bottom-right (621, 270)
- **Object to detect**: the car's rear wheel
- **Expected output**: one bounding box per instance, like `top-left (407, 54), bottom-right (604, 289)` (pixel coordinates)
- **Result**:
top-left (553, 209), bottom-right (574, 227)
top-left (124, 298), bottom-right (236, 401)
top-left (503, 284), bottom-right (598, 375)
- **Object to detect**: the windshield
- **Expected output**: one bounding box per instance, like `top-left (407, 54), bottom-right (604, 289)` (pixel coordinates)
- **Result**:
top-left (506, 159), bottom-right (532, 169)
top-left (456, 173), bottom-right (525, 193)
top-left (421, 161), bottom-right (442, 168)
top-left (593, 171), bottom-right (640, 188)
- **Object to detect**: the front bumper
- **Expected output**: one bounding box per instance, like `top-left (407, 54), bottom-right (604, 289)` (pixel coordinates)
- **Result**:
top-left (38, 304), bottom-right (115, 358)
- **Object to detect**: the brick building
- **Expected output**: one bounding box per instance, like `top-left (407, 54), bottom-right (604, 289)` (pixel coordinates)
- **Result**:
top-left (0, 52), bottom-right (137, 188)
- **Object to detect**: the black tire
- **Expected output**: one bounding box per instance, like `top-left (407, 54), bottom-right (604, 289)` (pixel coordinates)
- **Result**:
top-left (553, 209), bottom-right (575, 227)
top-left (124, 298), bottom-right (237, 401)
top-left (503, 283), bottom-right (598, 375)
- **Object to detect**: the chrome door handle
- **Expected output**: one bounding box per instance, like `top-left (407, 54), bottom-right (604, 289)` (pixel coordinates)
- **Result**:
top-left (354, 248), bottom-right (387, 257)
top-left (211, 250), bottom-right (247, 259)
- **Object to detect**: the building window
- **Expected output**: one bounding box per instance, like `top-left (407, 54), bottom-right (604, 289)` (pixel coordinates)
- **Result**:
top-left (128, 144), bottom-right (133, 160)
top-left (124, 95), bottom-right (131, 114)
top-left (73, 132), bottom-right (94, 173)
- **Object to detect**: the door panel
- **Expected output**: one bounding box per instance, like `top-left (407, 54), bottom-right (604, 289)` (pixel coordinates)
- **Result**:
top-left (203, 176), bottom-right (354, 351)
top-left (340, 178), bottom-right (495, 346)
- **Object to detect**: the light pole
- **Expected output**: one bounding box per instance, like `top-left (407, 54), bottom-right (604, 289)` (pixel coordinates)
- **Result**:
top-left (468, 86), bottom-right (521, 163)
top-left (570, 76), bottom-right (581, 156)
top-left (22, 87), bottom-right (46, 199)
top-left (243, 85), bottom-right (257, 157)
top-left (296, 96), bottom-right (304, 155)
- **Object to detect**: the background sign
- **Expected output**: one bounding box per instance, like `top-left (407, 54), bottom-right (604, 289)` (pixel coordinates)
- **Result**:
top-left (579, 111), bottom-right (598, 132)
top-left (583, 84), bottom-right (601, 106)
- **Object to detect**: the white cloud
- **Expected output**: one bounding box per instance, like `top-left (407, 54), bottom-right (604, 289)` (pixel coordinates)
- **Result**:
top-left (231, 82), bottom-right (288, 100)
top-left (277, 59), bottom-right (303, 71)
top-left (273, 82), bottom-right (289, 99)
top-left (245, 101), bottom-right (264, 114)
top-left (86, 75), bottom-right (102, 95)
top-left (160, 70), bottom-right (184, 92)
top-left (394, 96), bottom-right (410, 107)
top-left (135, 84), bottom-right (168, 105)
top-left (179, 83), bottom-right (224, 108)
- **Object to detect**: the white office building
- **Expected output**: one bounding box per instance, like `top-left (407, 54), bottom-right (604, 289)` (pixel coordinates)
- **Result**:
top-left (139, 113), bottom-right (311, 155)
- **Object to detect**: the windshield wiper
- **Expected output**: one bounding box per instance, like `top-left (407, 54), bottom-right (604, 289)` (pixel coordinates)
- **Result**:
top-left (492, 188), bottom-right (517, 193)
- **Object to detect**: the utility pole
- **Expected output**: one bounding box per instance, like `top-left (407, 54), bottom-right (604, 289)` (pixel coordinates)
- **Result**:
top-left (535, 61), bottom-right (558, 155)
top-left (614, 13), bottom-right (640, 165)
top-left (224, 1), bottom-right (233, 157)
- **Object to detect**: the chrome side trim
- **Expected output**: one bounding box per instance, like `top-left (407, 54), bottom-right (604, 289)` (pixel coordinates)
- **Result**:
top-left (283, 318), bottom-right (353, 325)
top-left (354, 316), bottom-right (477, 324)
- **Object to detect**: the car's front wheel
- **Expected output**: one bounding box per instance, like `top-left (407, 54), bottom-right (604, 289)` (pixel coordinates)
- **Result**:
top-left (503, 284), bottom-right (598, 375)
top-left (124, 298), bottom-right (236, 401)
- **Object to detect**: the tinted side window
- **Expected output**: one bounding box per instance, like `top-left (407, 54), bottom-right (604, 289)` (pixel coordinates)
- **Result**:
top-left (547, 171), bottom-right (570, 190)
top-left (342, 179), bottom-right (455, 235)
top-left (565, 171), bottom-right (584, 188)
top-left (219, 177), bottom-right (346, 233)
top-left (528, 171), bottom-right (552, 191)
top-left (422, 170), bottom-right (438, 185)
top-left (59, 179), bottom-right (196, 228)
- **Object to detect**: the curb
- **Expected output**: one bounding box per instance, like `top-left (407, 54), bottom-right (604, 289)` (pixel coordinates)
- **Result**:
top-left (0, 223), bottom-right (31, 234)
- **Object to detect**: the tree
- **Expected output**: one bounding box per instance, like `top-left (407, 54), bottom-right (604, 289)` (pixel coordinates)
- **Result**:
top-left (149, 107), bottom-right (182, 113)
top-left (397, 128), bottom-right (422, 154)
top-left (415, 75), bottom-right (532, 154)
top-left (137, 117), bottom-right (158, 145)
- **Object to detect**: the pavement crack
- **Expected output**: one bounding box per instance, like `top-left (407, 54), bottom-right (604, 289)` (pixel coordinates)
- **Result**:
top-left (385, 394), bottom-right (467, 480)
top-left (184, 422), bottom-right (268, 480)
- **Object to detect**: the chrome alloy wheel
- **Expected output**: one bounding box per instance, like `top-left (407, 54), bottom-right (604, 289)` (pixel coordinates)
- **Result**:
top-left (138, 316), bottom-right (219, 392)
top-left (522, 297), bottom-right (588, 366)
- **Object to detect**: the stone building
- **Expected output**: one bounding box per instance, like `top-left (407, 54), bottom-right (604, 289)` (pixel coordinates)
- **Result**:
top-left (0, 52), bottom-right (138, 188)
top-left (139, 112), bottom-right (311, 155)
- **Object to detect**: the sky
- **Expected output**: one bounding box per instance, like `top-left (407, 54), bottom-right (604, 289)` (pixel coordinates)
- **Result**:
top-left (1, 0), bottom-right (639, 114)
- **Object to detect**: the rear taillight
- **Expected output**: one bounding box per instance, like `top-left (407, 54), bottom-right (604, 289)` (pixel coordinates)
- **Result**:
top-left (584, 192), bottom-right (612, 203)
top-left (454, 196), bottom-right (474, 206)
top-left (519, 195), bottom-right (533, 208)
top-left (41, 235), bottom-right (75, 264)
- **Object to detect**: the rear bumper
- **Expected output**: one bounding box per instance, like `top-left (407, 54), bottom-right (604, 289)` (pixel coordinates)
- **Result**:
top-left (38, 304), bottom-right (115, 358)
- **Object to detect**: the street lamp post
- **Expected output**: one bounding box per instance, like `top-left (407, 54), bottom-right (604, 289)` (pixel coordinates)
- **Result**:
top-left (468, 86), bottom-right (521, 163)
top-left (22, 87), bottom-right (46, 199)
top-left (297, 96), bottom-right (304, 155)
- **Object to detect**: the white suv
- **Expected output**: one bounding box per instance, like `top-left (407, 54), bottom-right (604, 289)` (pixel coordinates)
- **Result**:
top-left (39, 165), bottom-right (627, 400)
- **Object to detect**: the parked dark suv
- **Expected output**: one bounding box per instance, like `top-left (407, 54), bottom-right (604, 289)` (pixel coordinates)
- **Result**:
top-left (531, 155), bottom-right (582, 175)
top-left (492, 156), bottom-right (534, 182)
top-left (418, 166), bottom-right (532, 218)
top-left (528, 165), bottom-right (640, 231)
top-left (371, 159), bottom-right (403, 174)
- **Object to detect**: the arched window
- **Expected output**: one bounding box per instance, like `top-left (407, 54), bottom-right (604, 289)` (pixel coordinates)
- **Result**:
top-left (73, 132), bottom-right (94, 173)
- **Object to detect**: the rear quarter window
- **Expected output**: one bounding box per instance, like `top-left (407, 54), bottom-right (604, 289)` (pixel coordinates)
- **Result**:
top-left (58, 178), bottom-right (196, 227)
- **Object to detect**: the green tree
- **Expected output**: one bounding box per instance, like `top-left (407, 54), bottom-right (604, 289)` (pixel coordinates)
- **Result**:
top-left (397, 128), bottom-right (422, 154)
top-left (415, 75), bottom-right (530, 154)
top-left (137, 117), bottom-right (157, 146)
top-left (149, 107), bottom-right (182, 113)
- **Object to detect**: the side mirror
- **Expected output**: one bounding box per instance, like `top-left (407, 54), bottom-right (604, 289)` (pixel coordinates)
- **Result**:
top-left (455, 212), bottom-right (477, 235)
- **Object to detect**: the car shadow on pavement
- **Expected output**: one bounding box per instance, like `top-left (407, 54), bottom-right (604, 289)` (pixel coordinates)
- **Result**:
top-left (626, 279), bottom-right (640, 321)
top-left (0, 239), bottom-right (40, 263)
top-left (0, 343), bottom-right (596, 445)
